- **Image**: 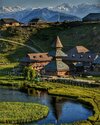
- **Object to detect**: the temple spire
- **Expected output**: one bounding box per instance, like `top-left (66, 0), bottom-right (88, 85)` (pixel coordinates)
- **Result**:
top-left (44, 36), bottom-right (69, 76)
top-left (51, 36), bottom-right (63, 48)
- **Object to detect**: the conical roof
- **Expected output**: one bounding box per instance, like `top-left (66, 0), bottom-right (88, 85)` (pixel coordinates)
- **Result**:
top-left (51, 36), bottom-right (63, 48)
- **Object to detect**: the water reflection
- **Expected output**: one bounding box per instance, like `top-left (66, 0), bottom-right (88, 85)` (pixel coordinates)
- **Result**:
top-left (27, 88), bottom-right (93, 125)
top-left (0, 86), bottom-right (93, 125)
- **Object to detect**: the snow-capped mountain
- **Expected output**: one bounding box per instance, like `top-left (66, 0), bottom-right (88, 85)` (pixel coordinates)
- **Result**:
top-left (0, 3), bottom-right (99, 23)
top-left (0, 3), bottom-right (100, 22)
top-left (52, 3), bottom-right (100, 17)
top-left (0, 9), bottom-right (33, 22)
top-left (0, 8), bottom-right (81, 23)
top-left (21, 8), bottom-right (80, 23)
top-left (54, 3), bottom-right (71, 12)
top-left (0, 6), bottom-right (25, 13)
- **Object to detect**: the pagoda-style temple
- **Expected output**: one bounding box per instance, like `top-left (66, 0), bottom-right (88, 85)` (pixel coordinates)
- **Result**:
top-left (43, 36), bottom-right (70, 76)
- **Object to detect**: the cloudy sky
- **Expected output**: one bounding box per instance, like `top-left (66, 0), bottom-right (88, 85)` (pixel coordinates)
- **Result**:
top-left (0, 0), bottom-right (100, 8)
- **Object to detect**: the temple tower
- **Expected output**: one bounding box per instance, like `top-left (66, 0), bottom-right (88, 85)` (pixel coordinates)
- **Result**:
top-left (44, 36), bottom-right (70, 76)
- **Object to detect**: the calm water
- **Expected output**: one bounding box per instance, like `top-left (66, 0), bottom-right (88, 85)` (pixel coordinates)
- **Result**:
top-left (0, 86), bottom-right (93, 125)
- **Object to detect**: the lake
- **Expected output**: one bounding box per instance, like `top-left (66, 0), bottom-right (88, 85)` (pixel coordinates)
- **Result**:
top-left (0, 86), bottom-right (93, 125)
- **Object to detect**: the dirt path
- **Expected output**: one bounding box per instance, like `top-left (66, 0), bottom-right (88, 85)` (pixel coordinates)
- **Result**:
top-left (0, 38), bottom-right (40, 53)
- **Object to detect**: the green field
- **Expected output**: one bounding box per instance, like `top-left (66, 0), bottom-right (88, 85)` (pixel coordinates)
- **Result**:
top-left (0, 102), bottom-right (48, 124)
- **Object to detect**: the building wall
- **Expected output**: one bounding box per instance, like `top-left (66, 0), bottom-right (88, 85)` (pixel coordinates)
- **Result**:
top-left (57, 71), bottom-right (67, 76)
top-left (4, 23), bottom-right (20, 27)
top-left (12, 23), bottom-right (20, 26)
top-left (44, 70), bottom-right (69, 76)
top-left (31, 61), bottom-right (49, 71)
top-left (4, 24), bottom-right (10, 27)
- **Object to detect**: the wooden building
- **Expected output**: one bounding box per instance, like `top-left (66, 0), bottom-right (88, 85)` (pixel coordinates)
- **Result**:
top-left (83, 13), bottom-right (100, 22)
top-left (21, 52), bottom-right (52, 72)
top-left (43, 36), bottom-right (70, 76)
top-left (66, 46), bottom-right (96, 73)
top-left (0, 18), bottom-right (20, 27)
top-left (66, 46), bottom-right (95, 62)
top-left (21, 37), bottom-right (97, 76)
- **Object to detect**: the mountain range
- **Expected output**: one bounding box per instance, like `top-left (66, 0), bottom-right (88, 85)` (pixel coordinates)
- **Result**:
top-left (0, 8), bottom-right (81, 23)
top-left (52, 3), bottom-right (100, 17)
top-left (0, 3), bottom-right (99, 23)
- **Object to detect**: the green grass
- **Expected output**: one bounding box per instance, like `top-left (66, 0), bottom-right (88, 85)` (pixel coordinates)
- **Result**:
top-left (0, 63), bottom-right (25, 87)
top-left (0, 102), bottom-right (49, 124)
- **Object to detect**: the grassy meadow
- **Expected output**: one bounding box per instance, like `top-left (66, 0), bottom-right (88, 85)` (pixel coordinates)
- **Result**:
top-left (0, 102), bottom-right (49, 124)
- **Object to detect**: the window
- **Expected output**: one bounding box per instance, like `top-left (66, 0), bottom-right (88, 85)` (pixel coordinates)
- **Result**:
top-left (72, 54), bottom-right (75, 57)
top-left (40, 55), bottom-right (43, 58)
top-left (88, 55), bottom-right (91, 58)
top-left (80, 55), bottom-right (83, 58)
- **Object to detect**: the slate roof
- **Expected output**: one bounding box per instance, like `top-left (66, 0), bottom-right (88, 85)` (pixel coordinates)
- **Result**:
top-left (66, 46), bottom-right (96, 62)
top-left (83, 13), bottom-right (100, 21)
top-left (74, 62), bottom-right (83, 67)
top-left (44, 60), bottom-right (70, 71)
top-left (44, 36), bottom-right (70, 72)
top-left (93, 55), bottom-right (100, 64)
top-left (48, 49), bottom-right (67, 57)
top-left (67, 46), bottom-right (89, 54)
top-left (49, 36), bottom-right (66, 57)
top-left (51, 36), bottom-right (63, 48)
top-left (0, 18), bottom-right (20, 24)
top-left (21, 53), bottom-right (52, 62)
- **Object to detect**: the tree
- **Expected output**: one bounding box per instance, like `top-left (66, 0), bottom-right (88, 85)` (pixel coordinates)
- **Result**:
top-left (23, 66), bottom-right (36, 81)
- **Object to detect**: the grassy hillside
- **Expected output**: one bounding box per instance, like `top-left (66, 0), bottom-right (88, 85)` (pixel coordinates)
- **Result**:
top-left (0, 22), bottom-right (100, 63)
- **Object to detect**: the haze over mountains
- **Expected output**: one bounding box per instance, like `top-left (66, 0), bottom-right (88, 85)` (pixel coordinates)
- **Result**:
top-left (0, 3), bottom-right (100, 23)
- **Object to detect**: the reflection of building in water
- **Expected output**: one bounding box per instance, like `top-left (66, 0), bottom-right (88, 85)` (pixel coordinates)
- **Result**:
top-left (51, 97), bottom-right (63, 123)
top-left (27, 88), bottom-right (47, 97)
top-left (28, 89), bottom-right (67, 123)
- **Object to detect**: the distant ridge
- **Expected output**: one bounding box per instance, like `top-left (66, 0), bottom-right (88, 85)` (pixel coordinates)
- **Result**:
top-left (0, 8), bottom-right (81, 23)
